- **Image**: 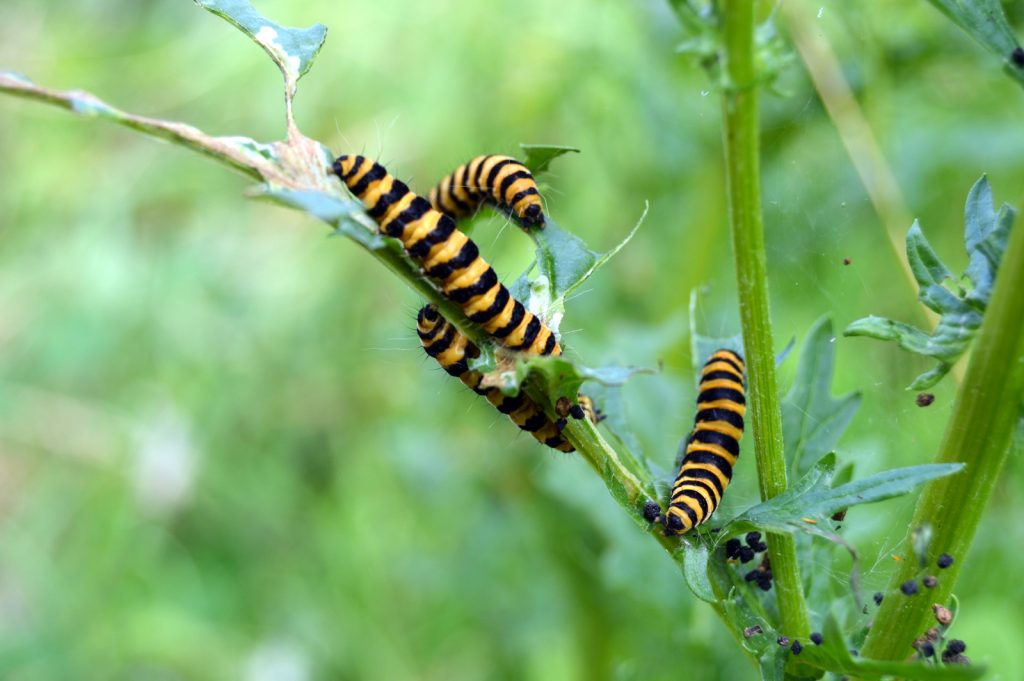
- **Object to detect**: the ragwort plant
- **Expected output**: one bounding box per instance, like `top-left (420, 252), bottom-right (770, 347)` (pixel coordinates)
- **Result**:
top-left (3, 0), bottom-right (1023, 678)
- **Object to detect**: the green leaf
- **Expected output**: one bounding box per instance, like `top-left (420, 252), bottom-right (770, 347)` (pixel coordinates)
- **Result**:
top-left (963, 177), bottom-right (1016, 307)
top-left (682, 542), bottom-right (716, 603)
top-left (844, 176), bottom-right (1017, 389)
top-left (782, 318), bottom-right (861, 478)
top-left (508, 354), bottom-right (653, 404)
top-left (688, 289), bottom-right (744, 373)
top-left (519, 144), bottom-right (580, 175)
top-left (924, 0), bottom-right (1024, 89)
top-left (195, 0), bottom-right (327, 98)
top-left (730, 455), bottom-right (963, 535)
top-left (796, 612), bottom-right (984, 679)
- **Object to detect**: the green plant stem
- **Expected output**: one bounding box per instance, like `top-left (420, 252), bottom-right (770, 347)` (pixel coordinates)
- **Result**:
top-left (719, 0), bottom-right (810, 638)
top-left (860, 209), bottom-right (1024, 663)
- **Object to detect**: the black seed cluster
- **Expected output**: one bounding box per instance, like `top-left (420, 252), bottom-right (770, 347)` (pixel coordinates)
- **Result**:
top-left (728, 532), bottom-right (773, 589)
top-left (791, 640), bottom-right (803, 655)
top-left (810, 632), bottom-right (823, 645)
top-left (901, 580), bottom-right (919, 596)
top-left (937, 553), bottom-right (954, 569)
top-left (942, 639), bottom-right (969, 664)
top-left (873, 591), bottom-right (884, 606)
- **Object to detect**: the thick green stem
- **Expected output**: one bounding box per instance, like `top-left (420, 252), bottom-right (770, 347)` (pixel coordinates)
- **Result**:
top-left (720, 0), bottom-right (810, 637)
top-left (860, 210), bottom-right (1024, 662)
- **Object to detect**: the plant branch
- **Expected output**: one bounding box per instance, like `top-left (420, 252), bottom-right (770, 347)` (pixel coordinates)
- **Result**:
top-left (720, 0), bottom-right (810, 637)
top-left (860, 203), bottom-right (1024, 662)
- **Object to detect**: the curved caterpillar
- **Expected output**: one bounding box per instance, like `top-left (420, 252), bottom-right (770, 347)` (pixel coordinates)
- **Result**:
top-left (427, 155), bottom-right (545, 228)
top-left (417, 305), bottom-right (596, 452)
top-left (333, 155), bottom-right (559, 356)
top-left (645, 349), bottom-right (746, 535)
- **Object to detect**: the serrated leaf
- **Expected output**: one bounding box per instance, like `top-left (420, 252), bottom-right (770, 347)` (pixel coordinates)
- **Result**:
top-left (730, 455), bottom-right (963, 535)
top-left (195, 0), bottom-right (327, 99)
top-left (797, 612), bottom-right (984, 679)
top-left (844, 176), bottom-right (1017, 389)
top-left (782, 318), bottom-right (861, 478)
top-left (519, 144), bottom-right (580, 175)
top-left (682, 542), bottom-right (716, 603)
top-left (924, 0), bottom-right (1024, 89)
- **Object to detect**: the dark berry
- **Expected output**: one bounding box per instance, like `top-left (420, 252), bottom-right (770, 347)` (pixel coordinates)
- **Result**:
top-left (810, 632), bottom-right (823, 645)
top-left (642, 501), bottom-right (661, 523)
top-left (739, 546), bottom-right (755, 563)
top-left (873, 591), bottom-right (884, 606)
top-left (937, 553), bottom-right (954, 569)
top-left (920, 642), bottom-right (935, 658)
top-left (945, 639), bottom-right (966, 655)
top-left (791, 641), bottom-right (803, 655)
top-left (1012, 47), bottom-right (1024, 67)
top-left (725, 538), bottom-right (742, 559)
top-left (923, 575), bottom-right (938, 589)
top-left (757, 578), bottom-right (772, 591)
top-left (777, 636), bottom-right (790, 646)
top-left (754, 541), bottom-right (769, 552)
top-left (744, 569), bottom-right (759, 582)
top-left (900, 580), bottom-right (919, 596)
top-left (745, 531), bottom-right (762, 547)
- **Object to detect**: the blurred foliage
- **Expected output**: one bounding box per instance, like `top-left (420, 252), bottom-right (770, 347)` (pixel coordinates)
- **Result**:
top-left (1, 1), bottom-right (1023, 679)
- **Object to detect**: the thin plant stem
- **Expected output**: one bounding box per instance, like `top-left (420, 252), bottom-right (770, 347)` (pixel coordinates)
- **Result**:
top-left (720, 0), bottom-right (810, 637)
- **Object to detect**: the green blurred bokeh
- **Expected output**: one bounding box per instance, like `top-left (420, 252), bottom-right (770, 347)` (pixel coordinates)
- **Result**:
top-left (1, 1), bottom-right (1023, 679)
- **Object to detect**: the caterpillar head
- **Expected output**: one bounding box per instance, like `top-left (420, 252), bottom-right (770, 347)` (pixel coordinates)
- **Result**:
top-left (416, 305), bottom-right (442, 338)
top-left (522, 203), bottom-right (544, 226)
top-left (332, 154), bottom-right (362, 179)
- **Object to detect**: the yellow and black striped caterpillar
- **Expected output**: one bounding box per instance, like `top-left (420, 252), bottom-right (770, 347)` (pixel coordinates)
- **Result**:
top-left (645, 349), bottom-right (746, 535)
top-left (333, 155), bottom-right (559, 356)
top-left (427, 155), bottom-right (545, 228)
top-left (417, 305), bottom-right (596, 452)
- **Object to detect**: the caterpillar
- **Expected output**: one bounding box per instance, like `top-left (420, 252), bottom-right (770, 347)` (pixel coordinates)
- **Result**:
top-left (332, 155), bottom-right (559, 356)
top-left (427, 155), bottom-right (545, 228)
top-left (645, 349), bottom-right (746, 535)
top-left (417, 305), bottom-right (597, 452)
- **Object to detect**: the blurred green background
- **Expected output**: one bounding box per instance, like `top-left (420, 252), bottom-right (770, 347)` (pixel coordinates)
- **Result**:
top-left (1, 1), bottom-right (1023, 679)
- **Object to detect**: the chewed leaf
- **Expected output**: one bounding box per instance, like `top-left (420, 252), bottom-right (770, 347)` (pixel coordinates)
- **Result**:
top-left (195, 0), bottom-right (327, 98)
top-left (796, 612), bottom-right (984, 679)
top-left (728, 454), bottom-right (963, 535)
top-left (845, 176), bottom-right (1017, 389)
top-left (503, 354), bottom-right (652, 407)
top-left (782, 318), bottom-right (861, 478)
top-left (519, 144), bottom-right (580, 175)
top-left (925, 0), bottom-right (1024, 89)
top-left (532, 206), bottom-right (644, 303)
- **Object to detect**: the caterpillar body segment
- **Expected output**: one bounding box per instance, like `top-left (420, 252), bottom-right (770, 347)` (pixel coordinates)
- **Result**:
top-left (427, 155), bottom-right (545, 228)
top-left (416, 305), bottom-right (575, 452)
top-left (655, 349), bottom-right (747, 536)
top-left (333, 155), bottom-right (559, 356)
